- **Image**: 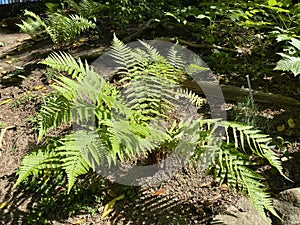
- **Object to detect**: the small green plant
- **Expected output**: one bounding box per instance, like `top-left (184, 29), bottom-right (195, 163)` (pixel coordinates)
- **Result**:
top-left (17, 10), bottom-right (96, 46)
top-left (274, 35), bottom-right (300, 76)
top-left (14, 36), bottom-right (287, 224)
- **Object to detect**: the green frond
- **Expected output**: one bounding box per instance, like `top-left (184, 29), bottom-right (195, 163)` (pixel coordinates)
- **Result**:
top-left (110, 34), bottom-right (137, 69)
top-left (38, 94), bottom-right (72, 141)
top-left (17, 10), bottom-right (47, 36)
top-left (137, 40), bottom-right (164, 63)
top-left (221, 121), bottom-right (285, 177)
top-left (46, 13), bottom-right (95, 44)
top-left (177, 88), bottom-right (205, 107)
top-left (14, 146), bottom-right (61, 188)
top-left (56, 133), bottom-right (91, 193)
top-left (167, 43), bottom-right (186, 70)
top-left (64, 0), bottom-right (103, 19)
top-left (40, 51), bottom-right (90, 79)
top-left (215, 144), bottom-right (279, 224)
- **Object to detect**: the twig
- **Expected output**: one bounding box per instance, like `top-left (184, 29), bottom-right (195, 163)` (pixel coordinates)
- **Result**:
top-left (0, 125), bottom-right (16, 155)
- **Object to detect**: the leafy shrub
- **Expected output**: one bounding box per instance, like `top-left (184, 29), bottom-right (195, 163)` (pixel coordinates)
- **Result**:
top-left (14, 36), bottom-right (287, 224)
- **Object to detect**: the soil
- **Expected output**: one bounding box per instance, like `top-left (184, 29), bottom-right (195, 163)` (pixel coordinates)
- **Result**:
top-left (0, 17), bottom-right (299, 225)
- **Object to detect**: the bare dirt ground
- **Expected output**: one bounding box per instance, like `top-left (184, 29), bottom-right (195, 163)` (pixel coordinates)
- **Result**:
top-left (0, 25), bottom-right (299, 225)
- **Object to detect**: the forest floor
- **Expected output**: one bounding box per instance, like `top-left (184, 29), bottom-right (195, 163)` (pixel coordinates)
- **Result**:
top-left (0, 20), bottom-right (300, 225)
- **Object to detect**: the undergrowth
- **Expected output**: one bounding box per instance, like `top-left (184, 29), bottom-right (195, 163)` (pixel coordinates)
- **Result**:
top-left (13, 35), bottom-right (289, 224)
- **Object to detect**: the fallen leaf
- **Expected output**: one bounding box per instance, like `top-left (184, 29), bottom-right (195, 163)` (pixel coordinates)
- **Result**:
top-left (74, 218), bottom-right (85, 224)
top-left (0, 99), bottom-right (12, 105)
top-left (152, 188), bottom-right (165, 196)
top-left (221, 183), bottom-right (228, 191)
top-left (199, 181), bottom-right (211, 188)
top-left (101, 194), bottom-right (124, 220)
top-left (32, 85), bottom-right (45, 91)
top-left (0, 202), bottom-right (8, 209)
top-left (287, 118), bottom-right (295, 128)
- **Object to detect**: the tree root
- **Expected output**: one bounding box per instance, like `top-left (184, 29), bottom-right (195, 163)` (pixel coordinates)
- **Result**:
top-left (155, 37), bottom-right (236, 52)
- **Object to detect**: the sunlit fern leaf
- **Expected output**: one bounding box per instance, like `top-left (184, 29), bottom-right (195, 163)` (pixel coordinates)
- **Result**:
top-left (221, 121), bottom-right (285, 177)
top-left (177, 88), bottom-right (205, 107)
top-left (239, 166), bottom-right (281, 222)
top-left (38, 94), bottom-right (72, 141)
top-left (56, 133), bottom-right (90, 193)
top-left (110, 34), bottom-right (136, 69)
top-left (13, 146), bottom-right (61, 188)
top-left (167, 43), bottom-right (186, 70)
top-left (17, 10), bottom-right (47, 36)
top-left (215, 144), bottom-right (279, 224)
top-left (46, 13), bottom-right (95, 44)
top-left (274, 53), bottom-right (300, 76)
top-left (137, 40), bottom-right (163, 63)
top-left (40, 51), bottom-right (89, 79)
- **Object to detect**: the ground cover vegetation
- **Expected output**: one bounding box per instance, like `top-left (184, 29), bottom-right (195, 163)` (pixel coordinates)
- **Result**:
top-left (0, 0), bottom-right (299, 224)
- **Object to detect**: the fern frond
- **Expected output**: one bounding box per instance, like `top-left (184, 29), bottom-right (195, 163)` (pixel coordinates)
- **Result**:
top-left (167, 43), bottom-right (186, 70)
top-left (221, 121), bottom-right (286, 177)
top-left (56, 133), bottom-right (90, 193)
top-left (17, 10), bottom-right (47, 36)
top-left (45, 12), bottom-right (95, 44)
top-left (137, 40), bottom-right (164, 63)
top-left (40, 51), bottom-right (90, 79)
top-left (110, 34), bottom-right (137, 69)
top-left (177, 88), bottom-right (205, 107)
top-left (14, 145), bottom-right (61, 188)
top-left (64, 0), bottom-right (103, 19)
top-left (38, 94), bottom-right (72, 141)
top-left (215, 144), bottom-right (280, 224)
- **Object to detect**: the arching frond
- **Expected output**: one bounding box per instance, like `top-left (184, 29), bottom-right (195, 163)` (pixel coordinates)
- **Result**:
top-left (40, 51), bottom-right (90, 79)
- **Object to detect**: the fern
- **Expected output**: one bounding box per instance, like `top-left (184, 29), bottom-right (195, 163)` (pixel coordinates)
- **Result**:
top-left (37, 94), bottom-right (72, 141)
top-left (46, 13), bottom-right (96, 44)
top-left (14, 140), bottom-right (61, 188)
top-left (17, 10), bottom-right (95, 45)
top-left (63, 0), bottom-right (104, 19)
top-left (15, 37), bottom-right (287, 224)
top-left (193, 119), bottom-right (284, 224)
top-left (40, 51), bottom-right (90, 79)
top-left (215, 144), bottom-right (280, 222)
top-left (17, 10), bottom-right (47, 37)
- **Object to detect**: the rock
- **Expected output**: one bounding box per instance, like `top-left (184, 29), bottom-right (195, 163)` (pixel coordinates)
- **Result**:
top-left (211, 196), bottom-right (270, 225)
top-left (273, 187), bottom-right (300, 225)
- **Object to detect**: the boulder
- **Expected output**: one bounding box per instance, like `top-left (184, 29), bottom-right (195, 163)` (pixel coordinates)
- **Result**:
top-left (273, 187), bottom-right (300, 225)
top-left (211, 196), bottom-right (270, 225)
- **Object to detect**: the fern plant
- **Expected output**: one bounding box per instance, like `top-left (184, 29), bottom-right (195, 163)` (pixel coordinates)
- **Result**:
top-left (14, 36), bottom-right (287, 224)
top-left (17, 10), bottom-right (96, 45)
